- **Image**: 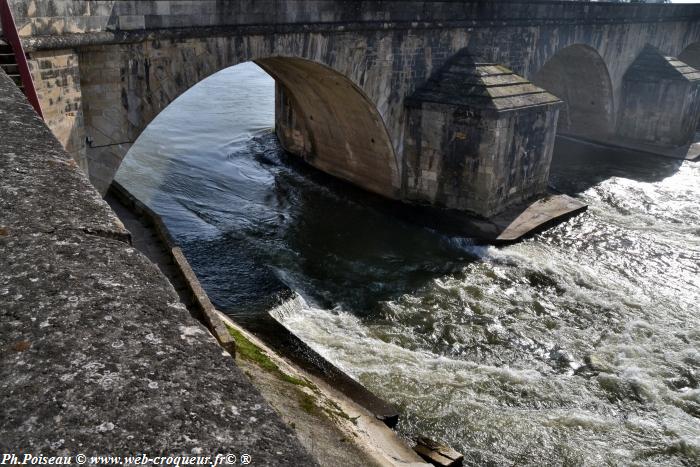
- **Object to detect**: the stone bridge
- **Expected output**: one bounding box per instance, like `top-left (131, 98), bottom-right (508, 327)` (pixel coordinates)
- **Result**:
top-left (4, 0), bottom-right (700, 219)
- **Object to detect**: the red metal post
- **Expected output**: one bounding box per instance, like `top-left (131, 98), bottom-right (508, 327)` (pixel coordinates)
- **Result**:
top-left (0, 0), bottom-right (43, 119)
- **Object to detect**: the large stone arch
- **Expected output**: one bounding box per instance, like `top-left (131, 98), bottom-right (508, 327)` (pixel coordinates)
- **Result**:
top-left (78, 38), bottom-right (400, 197)
top-left (257, 57), bottom-right (399, 199)
top-left (531, 44), bottom-right (615, 140)
top-left (24, 4), bottom-right (700, 214)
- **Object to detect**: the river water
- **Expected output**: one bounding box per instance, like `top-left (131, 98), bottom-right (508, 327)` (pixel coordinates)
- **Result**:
top-left (115, 63), bottom-right (700, 466)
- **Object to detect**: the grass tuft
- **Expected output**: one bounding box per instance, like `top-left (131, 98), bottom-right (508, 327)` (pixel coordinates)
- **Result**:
top-left (226, 325), bottom-right (314, 389)
top-left (298, 392), bottom-right (319, 415)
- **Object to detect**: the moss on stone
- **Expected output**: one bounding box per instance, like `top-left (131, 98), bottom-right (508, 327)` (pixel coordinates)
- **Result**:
top-left (298, 392), bottom-right (320, 416)
top-left (227, 325), bottom-right (277, 371)
top-left (324, 400), bottom-right (359, 425)
top-left (226, 325), bottom-right (314, 389)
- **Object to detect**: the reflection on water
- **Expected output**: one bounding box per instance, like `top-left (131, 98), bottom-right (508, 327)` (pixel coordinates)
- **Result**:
top-left (116, 62), bottom-right (700, 466)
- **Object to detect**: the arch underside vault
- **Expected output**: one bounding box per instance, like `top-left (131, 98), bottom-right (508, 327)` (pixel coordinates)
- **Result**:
top-left (256, 57), bottom-right (400, 200)
top-left (532, 45), bottom-right (615, 140)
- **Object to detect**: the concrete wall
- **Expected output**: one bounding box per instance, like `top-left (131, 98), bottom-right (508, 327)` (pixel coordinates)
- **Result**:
top-left (5, 1), bottom-right (700, 215)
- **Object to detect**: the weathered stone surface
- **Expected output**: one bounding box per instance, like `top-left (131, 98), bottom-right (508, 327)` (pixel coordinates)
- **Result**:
top-left (0, 67), bottom-right (125, 239)
top-left (27, 49), bottom-right (87, 171)
top-left (414, 437), bottom-right (463, 467)
top-left (532, 44), bottom-right (616, 141)
top-left (0, 69), bottom-right (314, 463)
top-left (403, 54), bottom-right (561, 217)
top-left (492, 193), bottom-right (587, 242)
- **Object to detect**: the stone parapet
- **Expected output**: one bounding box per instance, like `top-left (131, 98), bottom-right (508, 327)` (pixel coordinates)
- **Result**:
top-left (6, 1), bottom-right (700, 46)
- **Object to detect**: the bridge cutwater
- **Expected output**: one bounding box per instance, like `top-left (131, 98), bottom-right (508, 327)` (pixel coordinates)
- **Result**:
top-left (1, 0), bottom-right (699, 234)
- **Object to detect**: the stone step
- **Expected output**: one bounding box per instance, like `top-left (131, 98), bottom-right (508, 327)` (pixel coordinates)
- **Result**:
top-left (0, 63), bottom-right (19, 74)
top-left (7, 73), bottom-right (22, 86)
top-left (0, 53), bottom-right (15, 65)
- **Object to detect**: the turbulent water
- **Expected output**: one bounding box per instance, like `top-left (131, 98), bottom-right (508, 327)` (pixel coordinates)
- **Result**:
top-left (116, 63), bottom-right (700, 466)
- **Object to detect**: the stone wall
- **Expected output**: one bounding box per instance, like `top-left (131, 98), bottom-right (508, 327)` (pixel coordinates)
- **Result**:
top-left (261, 57), bottom-right (400, 200)
top-left (618, 45), bottom-right (700, 147)
top-left (6, 1), bottom-right (700, 40)
top-left (27, 49), bottom-right (87, 171)
top-left (531, 44), bottom-right (615, 140)
top-left (5, 0), bottom-right (700, 215)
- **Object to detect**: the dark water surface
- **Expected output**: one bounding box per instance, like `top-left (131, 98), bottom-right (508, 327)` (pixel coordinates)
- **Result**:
top-left (116, 63), bottom-right (700, 466)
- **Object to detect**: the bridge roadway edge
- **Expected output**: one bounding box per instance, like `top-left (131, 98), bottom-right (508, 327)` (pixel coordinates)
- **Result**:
top-left (0, 68), bottom-right (316, 463)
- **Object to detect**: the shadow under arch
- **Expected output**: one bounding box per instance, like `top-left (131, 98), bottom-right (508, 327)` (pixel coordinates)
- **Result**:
top-left (253, 57), bottom-right (400, 200)
top-left (679, 43), bottom-right (700, 132)
top-left (532, 44), bottom-right (614, 140)
top-left (679, 42), bottom-right (700, 69)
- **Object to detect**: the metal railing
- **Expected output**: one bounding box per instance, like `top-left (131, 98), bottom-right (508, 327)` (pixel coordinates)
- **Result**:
top-left (0, 0), bottom-right (43, 119)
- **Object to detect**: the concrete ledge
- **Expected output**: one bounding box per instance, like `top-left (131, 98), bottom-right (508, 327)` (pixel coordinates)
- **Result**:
top-left (0, 68), bottom-right (313, 462)
top-left (0, 71), bottom-right (127, 240)
top-left (560, 134), bottom-right (700, 162)
top-left (171, 247), bottom-right (237, 357)
top-left (109, 181), bottom-right (236, 357)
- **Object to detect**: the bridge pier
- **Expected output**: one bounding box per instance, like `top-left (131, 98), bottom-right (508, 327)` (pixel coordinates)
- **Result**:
top-left (275, 54), bottom-right (566, 222)
top-left (402, 55), bottom-right (562, 219)
top-left (616, 45), bottom-right (700, 151)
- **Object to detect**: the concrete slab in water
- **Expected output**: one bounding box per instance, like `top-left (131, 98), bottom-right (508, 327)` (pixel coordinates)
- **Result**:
top-left (686, 137), bottom-right (700, 161)
top-left (492, 194), bottom-right (587, 242)
top-left (398, 192), bottom-right (586, 243)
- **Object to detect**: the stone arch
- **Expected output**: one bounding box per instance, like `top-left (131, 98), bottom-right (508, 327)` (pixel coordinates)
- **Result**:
top-left (79, 42), bottom-right (399, 198)
top-left (256, 57), bottom-right (400, 199)
top-left (531, 44), bottom-right (615, 140)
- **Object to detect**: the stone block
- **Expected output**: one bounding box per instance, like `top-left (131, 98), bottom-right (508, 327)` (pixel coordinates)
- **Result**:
top-left (117, 15), bottom-right (145, 30)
